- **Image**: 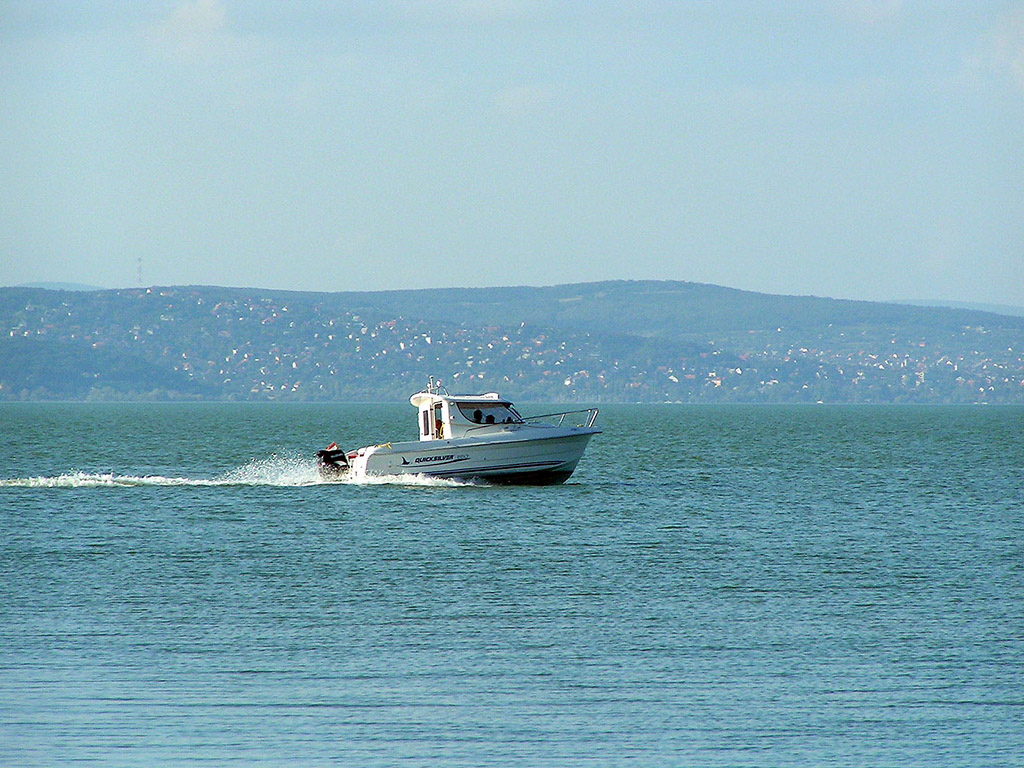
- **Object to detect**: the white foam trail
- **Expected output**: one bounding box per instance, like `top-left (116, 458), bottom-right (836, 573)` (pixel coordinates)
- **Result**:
top-left (219, 455), bottom-right (480, 487)
top-left (0, 472), bottom-right (203, 489)
top-left (217, 454), bottom-right (328, 486)
top-left (0, 454), bottom-right (326, 489)
top-left (1, 454), bottom-right (480, 489)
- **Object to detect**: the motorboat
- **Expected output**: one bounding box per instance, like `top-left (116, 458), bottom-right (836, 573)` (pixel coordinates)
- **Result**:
top-left (316, 378), bottom-right (600, 484)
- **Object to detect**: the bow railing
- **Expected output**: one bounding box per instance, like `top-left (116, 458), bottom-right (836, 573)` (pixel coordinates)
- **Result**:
top-left (522, 407), bottom-right (599, 429)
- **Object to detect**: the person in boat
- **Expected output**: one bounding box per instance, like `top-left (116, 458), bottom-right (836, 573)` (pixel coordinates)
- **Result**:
top-left (473, 409), bottom-right (483, 423)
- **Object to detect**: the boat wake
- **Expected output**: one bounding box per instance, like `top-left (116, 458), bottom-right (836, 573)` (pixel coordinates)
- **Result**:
top-left (1, 472), bottom-right (224, 489)
top-left (0, 455), bottom-right (476, 489)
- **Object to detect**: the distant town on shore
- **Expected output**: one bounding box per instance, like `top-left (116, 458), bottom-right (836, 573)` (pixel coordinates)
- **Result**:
top-left (3, 280), bottom-right (1023, 404)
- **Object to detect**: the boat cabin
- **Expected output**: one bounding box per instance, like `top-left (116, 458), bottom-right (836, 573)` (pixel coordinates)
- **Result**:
top-left (409, 390), bottom-right (524, 441)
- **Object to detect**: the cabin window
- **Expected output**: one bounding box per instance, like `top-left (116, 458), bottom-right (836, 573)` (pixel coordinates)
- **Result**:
top-left (457, 402), bottom-right (522, 425)
top-left (422, 410), bottom-right (430, 437)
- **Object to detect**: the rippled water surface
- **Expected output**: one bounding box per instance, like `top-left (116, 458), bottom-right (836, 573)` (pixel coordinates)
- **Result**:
top-left (2, 403), bottom-right (1023, 766)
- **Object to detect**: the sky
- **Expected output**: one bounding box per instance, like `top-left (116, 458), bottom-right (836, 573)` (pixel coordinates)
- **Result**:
top-left (2, 1), bottom-right (1023, 305)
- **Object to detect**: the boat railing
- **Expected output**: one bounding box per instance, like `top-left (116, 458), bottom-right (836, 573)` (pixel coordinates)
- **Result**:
top-left (522, 407), bottom-right (599, 429)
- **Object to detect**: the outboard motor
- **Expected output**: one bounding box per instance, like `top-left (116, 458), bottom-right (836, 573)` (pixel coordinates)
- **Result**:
top-left (316, 443), bottom-right (349, 477)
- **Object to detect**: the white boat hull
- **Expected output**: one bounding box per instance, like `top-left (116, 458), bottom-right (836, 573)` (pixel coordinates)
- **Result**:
top-left (348, 428), bottom-right (597, 484)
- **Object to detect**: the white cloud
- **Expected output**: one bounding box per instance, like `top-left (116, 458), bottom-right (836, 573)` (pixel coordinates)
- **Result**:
top-left (150, 0), bottom-right (227, 60)
top-left (830, 0), bottom-right (904, 27)
top-left (960, 8), bottom-right (1024, 94)
top-left (987, 8), bottom-right (1024, 91)
top-left (396, 0), bottom-right (539, 26)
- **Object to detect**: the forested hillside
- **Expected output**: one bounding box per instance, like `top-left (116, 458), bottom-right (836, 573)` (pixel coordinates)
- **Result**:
top-left (2, 281), bottom-right (1023, 403)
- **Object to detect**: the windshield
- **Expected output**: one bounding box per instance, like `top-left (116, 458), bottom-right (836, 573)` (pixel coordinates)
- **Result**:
top-left (457, 401), bottom-right (522, 425)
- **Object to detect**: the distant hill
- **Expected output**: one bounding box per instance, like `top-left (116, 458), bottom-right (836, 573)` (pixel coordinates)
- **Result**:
top-left (895, 299), bottom-right (1024, 318)
top-left (2, 281), bottom-right (1023, 403)
top-left (15, 282), bottom-right (105, 292)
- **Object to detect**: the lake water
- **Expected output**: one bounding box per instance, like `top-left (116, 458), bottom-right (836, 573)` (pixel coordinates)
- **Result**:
top-left (1, 403), bottom-right (1022, 766)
